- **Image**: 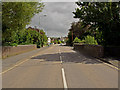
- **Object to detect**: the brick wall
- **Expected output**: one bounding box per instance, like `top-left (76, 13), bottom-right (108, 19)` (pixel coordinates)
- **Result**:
top-left (2, 45), bottom-right (37, 58)
top-left (74, 44), bottom-right (104, 58)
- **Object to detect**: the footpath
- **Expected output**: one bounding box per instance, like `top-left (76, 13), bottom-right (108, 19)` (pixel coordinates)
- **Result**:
top-left (98, 57), bottom-right (119, 68)
top-left (2, 46), bottom-right (51, 71)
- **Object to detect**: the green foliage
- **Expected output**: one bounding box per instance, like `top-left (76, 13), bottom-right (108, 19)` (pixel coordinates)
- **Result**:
top-left (58, 40), bottom-right (62, 44)
top-left (2, 2), bottom-right (44, 32)
top-left (2, 2), bottom-right (45, 47)
top-left (10, 43), bottom-right (18, 47)
top-left (73, 37), bottom-right (81, 43)
top-left (61, 40), bottom-right (64, 43)
top-left (54, 39), bottom-right (58, 44)
top-left (67, 31), bottom-right (73, 45)
top-left (51, 40), bottom-right (54, 44)
top-left (3, 28), bottom-right (48, 47)
top-left (66, 39), bottom-right (71, 44)
top-left (84, 35), bottom-right (98, 45)
top-left (73, 2), bottom-right (120, 46)
top-left (69, 22), bottom-right (90, 40)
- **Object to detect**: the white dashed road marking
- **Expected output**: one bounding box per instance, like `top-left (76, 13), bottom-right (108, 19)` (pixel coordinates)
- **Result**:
top-left (62, 68), bottom-right (68, 90)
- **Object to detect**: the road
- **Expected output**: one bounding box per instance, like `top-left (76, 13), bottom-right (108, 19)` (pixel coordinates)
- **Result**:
top-left (2, 45), bottom-right (118, 88)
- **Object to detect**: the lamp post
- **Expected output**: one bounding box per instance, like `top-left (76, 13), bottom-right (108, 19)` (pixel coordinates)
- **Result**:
top-left (39, 14), bottom-right (47, 47)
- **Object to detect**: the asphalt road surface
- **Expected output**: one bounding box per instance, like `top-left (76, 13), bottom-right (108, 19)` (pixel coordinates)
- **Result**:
top-left (2, 45), bottom-right (118, 88)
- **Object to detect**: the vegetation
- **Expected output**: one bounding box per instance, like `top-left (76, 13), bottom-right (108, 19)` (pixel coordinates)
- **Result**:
top-left (84, 36), bottom-right (98, 45)
top-left (2, 2), bottom-right (44, 32)
top-left (3, 28), bottom-right (48, 48)
top-left (73, 2), bottom-right (120, 46)
top-left (54, 39), bottom-right (58, 44)
top-left (50, 37), bottom-right (64, 44)
top-left (69, 22), bottom-right (90, 40)
top-left (2, 2), bottom-right (48, 47)
top-left (73, 37), bottom-right (81, 43)
top-left (73, 36), bottom-right (98, 45)
top-left (67, 21), bottom-right (91, 45)
top-left (58, 40), bottom-right (62, 44)
top-left (66, 31), bottom-right (73, 45)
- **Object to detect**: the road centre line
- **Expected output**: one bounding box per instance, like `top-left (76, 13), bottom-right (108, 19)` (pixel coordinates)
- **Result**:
top-left (59, 48), bottom-right (61, 54)
top-left (59, 46), bottom-right (68, 89)
top-left (62, 68), bottom-right (68, 90)
top-left (59, 47), bottom-right (62, 63)
top-left (60, 56), bottom-right (63, 63)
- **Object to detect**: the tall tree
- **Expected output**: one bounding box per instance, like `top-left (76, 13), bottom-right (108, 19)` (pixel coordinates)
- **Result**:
top-left (2, 2), bottom-right (44, 32)
top-left (73, 2), bottom-right (120, 46)
top-left (2, 2), bottom-right (44, 44)
top-left (69, 21), bottom-right (90, 40)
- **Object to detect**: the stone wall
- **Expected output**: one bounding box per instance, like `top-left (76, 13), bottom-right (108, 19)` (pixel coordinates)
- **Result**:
top-left (2, 45), bottom-right (37, 58)
top-left (74, 44), bottom-right (104, 58)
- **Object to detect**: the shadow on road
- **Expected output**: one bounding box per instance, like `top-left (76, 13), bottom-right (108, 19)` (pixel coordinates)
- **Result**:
top-left (31, 52), bottom-right (103, 64)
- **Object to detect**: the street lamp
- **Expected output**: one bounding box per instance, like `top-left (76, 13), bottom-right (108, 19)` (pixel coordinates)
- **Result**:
top-left (39, 14), bottom-right (47, 47)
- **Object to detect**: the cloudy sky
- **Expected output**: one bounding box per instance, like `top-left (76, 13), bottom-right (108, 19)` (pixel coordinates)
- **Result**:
top-left (30, 2), bottom-right (79, 37)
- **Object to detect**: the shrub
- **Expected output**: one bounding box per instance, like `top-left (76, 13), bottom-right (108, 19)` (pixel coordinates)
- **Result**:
top-left (58, 40), bottom-right (62, 44)
top-left (84, 35), bottom-right (98, 45)
top-left (10, 43), bottom-right (18, 46)
top-left (61, 40), bottom-right (64, 43)
top-left (54, 40), bottom-right (58, 44)
top-left (73, 37), bottom-right (81, 43)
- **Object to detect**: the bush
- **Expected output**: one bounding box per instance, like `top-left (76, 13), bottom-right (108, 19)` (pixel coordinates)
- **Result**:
top-left (61, 40), bottom-right (64, 43)
top-left (3, 28), bottom-right (48, 48)
top-left (58, 40), bottom-right (62, 44)
top-left (10, 43), bottom-right (18, 46)
top-left (73, 37), bottom-right (81, 43)
top-left (54, 40), bottom-right (58, 44)
top-left (84, 35), bottom-right (98, 45)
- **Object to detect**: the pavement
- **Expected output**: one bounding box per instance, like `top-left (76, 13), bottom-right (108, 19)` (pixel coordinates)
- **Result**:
top-left (98, 57), bottom-right (119, 68)
top-left (2, 44), bottom-right (118, 88)
top-left (2, 45), bottom-right (52, 71)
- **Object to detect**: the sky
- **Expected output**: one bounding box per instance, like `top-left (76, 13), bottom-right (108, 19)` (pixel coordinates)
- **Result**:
top-left (29, 2), bottom-right (79, 37)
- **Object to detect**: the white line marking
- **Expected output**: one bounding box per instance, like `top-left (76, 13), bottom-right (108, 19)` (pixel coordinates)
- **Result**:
top-left (60, 56), bottom-right (62, 60)
top-left (96, 59), bottom-right (119, 70)
top-left (62, 68), bottom-right (68, 90)
top-left (1, 59), bottom-right (29, 74)
top-left (59, 47), bottom-right (62, 63)
top-left (60, 56), bottom-right (63, 63)
top-left (104, 62), bottom-right (119, 70)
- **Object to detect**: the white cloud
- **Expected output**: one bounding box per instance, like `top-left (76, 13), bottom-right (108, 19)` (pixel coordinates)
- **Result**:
top-left (30, 2), bottom-right (79, 37)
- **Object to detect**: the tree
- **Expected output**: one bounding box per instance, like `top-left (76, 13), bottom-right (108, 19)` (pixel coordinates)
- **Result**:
top-left (2, 2), bottom-right (44, 45)
top-left (39, 29), bottom-right (47, 47)
top-left (58, 40), bottom-right (62, 44)
top-left (2, 2), bottom-right (44, 31)
top-left (67, 31), bottom-right (73, 45)
top-left (69, 21), bottom-right (91, 40)
top-left (54, 39), bottom-right (58, 44)
top-left (73, 2), bottom-right (120, 46)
